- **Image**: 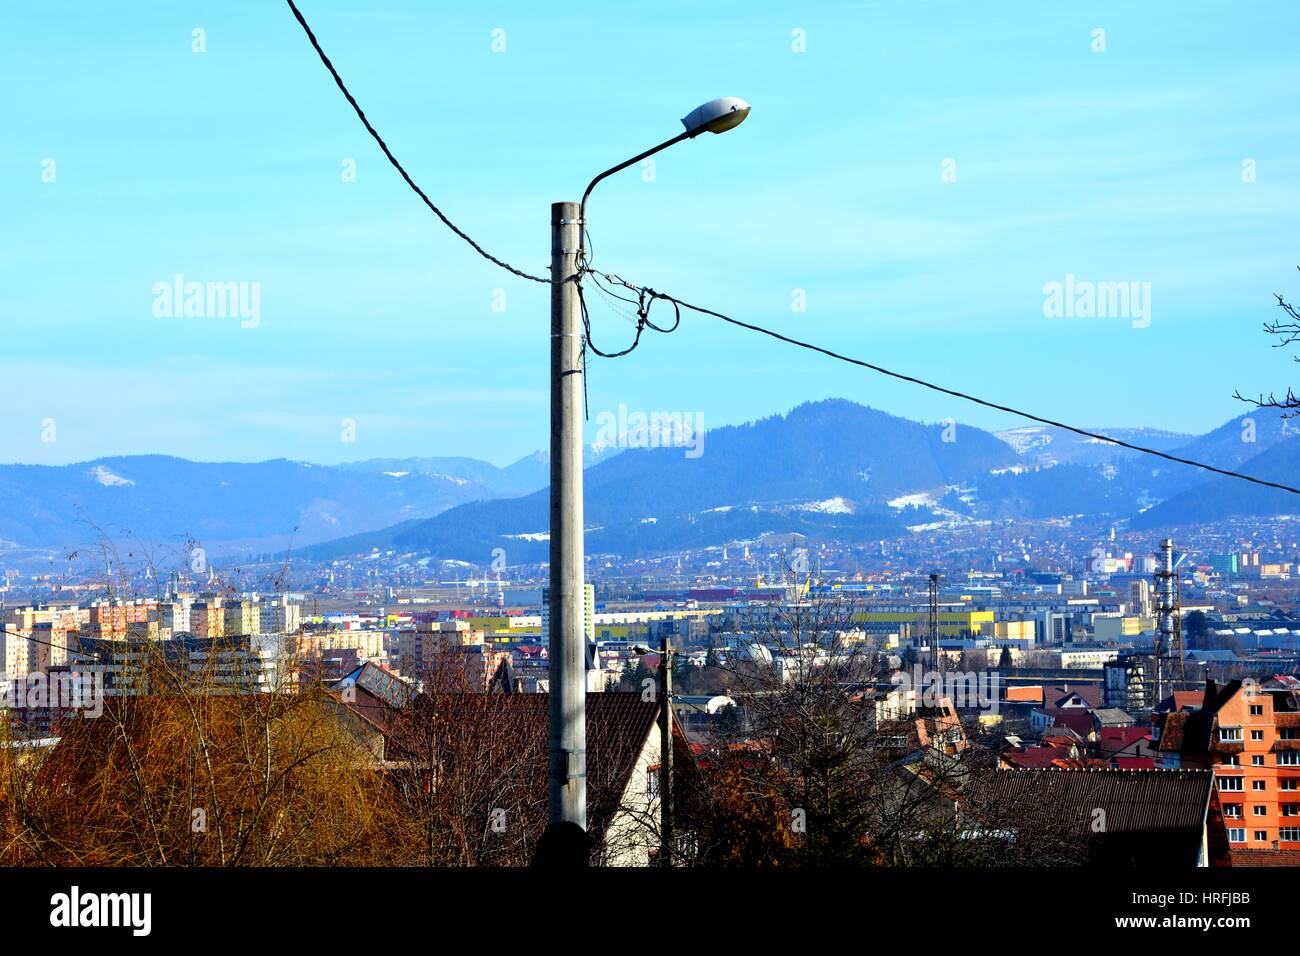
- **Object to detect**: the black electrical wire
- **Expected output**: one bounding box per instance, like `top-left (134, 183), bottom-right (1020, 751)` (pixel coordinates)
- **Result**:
top-left (592, 271), bottom-right (1300, 497)
top-left (284, 0), bottom-right (1298, 499)
top-left (284, 0), bottom-right (549, 284)
top-left (0, 625), bottom-right (73, 654)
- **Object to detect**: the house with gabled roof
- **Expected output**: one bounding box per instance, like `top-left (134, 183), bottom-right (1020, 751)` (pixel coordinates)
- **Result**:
top-left (1099, 725), bottom-right (1156, 765)
top-left (326, 662), bottom-right (695, 865)
top-left (1029, 684), bottom-right (1104, 734)
top-left (961, 768), bottom-right (1225, 866)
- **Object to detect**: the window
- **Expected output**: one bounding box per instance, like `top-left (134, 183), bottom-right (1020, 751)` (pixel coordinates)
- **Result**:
top-left (1224, 804), bottom-right (1242, 819)
top-left (1281, 729), bottom-right (1300, 740)
top-left (1224, 756), bottom-right (1240, 766)
top-left (1254, 806), bottom-right (1267, 816)
top-left (1281, 828), bottom-right (1300, 842)
top-left (1283, 780), bottom-right (1300, 791)
top-left (1254, 830), bottom-right (1268, 842)
top-left (1219, 727), bottom-right (1243, 742)
top-left (1282, 805), bottom-right (1299, 817)
top-left (1218, 777), bottom-right (1244, 791)
top-left (1253, 780), bottom-right (1267, 791)
top-left (1251, 730), bottom-right (1265, 741)
top-left (1280, 753), bottom-right (1300, 767)
top-left (1253, 756), bottom-right (1266, 767)
top-left (1250, 705), bottom-right (1265, 716)
top-left (1228, 828), bottom-right (1246, 843)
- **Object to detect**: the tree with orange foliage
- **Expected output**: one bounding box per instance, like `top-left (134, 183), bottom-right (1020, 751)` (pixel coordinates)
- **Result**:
top-left (0, 638), bottom-right (403, 867)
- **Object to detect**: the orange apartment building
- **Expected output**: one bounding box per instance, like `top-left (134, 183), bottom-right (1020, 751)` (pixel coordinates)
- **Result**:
top-left (4, 606), bottom-right (88, 675)
top-left (1154, 678), bottom-right (1300, 857)
top-left (189, 600), bottom-right (226, 639)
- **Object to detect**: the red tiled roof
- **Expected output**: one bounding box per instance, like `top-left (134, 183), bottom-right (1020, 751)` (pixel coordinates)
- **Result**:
top-left (1006, 686), bottom-right (1045, 705)
top-left (1003, 750), bottom-right (1104, 770)
top-left (1100, 726), bottom-right (1151, 755)
top-left (1048, 711), bottom-right (1096, 737)
top-left (1044, 734), bottom-right (1078, 748)
top-left (1156, 690), bottom-right (1205, 713)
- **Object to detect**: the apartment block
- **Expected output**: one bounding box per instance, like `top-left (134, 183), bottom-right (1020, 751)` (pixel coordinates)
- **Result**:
top-left (1155, 679), bottom-right (1300, 853)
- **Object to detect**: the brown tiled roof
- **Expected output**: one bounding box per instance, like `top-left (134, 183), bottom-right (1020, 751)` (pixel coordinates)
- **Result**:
top-left (973, 768), bottom-right (1213, 831)
top-left (1157, 711), bottom-right (1191, 752)
top-left (1048, 684), bottom-right (1103, 708)
top-left (968, 768), bottom-right (1215, 864)
top-left (1157, 680), bottom-right (1247, 756)
top-left (1227, 849), bottom-right (1300, 867)
top-left (343, 690), bottom-right (673, 836)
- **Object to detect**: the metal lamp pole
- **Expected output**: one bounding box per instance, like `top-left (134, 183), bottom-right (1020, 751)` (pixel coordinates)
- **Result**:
top-left (545, 97), bottom-right (751, 856)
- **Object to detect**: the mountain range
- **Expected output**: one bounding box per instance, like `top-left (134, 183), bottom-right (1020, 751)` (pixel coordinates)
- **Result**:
top-left (2, 400), bottom-right (1297, 565)
top-left (299, 401), bottom-right (1300, 564)
top-left (0, 447), bottom-right (617, 558)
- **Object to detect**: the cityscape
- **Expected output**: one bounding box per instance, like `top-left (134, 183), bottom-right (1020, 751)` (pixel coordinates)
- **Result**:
top-left (3, 0), bottom-right (1297, 940)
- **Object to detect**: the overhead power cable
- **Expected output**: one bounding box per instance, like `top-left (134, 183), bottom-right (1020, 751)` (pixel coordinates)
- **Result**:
top-left (284, 0), bottom-right (549, 284)
top-left (283, 1), bottom-right (1296, 499)
top-left (589, 269), bottom-right (1300, 498)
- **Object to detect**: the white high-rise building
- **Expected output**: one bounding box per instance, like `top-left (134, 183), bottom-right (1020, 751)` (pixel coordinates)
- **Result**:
top-left (541, 583), bottom-right (595, 646)
top-left (258, 597), bottom-right (302, 635)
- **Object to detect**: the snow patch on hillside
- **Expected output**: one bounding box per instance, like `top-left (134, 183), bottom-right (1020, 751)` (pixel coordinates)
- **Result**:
top-left (88, 466), bottom-right (134, 487)
top-left (887, 492), bottom-right (937, 510)
top-left (794, 496), bottom-right (855, 515)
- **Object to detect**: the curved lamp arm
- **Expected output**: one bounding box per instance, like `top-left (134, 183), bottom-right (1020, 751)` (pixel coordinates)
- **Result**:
top-left (578, 130), bottom-right (693, 262)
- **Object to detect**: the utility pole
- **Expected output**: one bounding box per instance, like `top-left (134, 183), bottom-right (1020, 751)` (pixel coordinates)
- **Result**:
top-left (659, 634), bottom-right (674, 866)
top-left (548, 201), bottom-right (587, 836)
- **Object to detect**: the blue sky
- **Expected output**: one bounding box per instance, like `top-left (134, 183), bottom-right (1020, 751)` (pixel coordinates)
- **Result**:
top-left (3, 0), bottom-right (1299, 467)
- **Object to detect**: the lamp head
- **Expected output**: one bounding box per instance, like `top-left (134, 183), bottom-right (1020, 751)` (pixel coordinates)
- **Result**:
top-left (681, 97), bottom-right (751, 137)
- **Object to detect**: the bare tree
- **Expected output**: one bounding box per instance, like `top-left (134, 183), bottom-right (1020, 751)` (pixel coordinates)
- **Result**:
top-left (381, 670), bottom-right (548, 867)
top-left (684, 583), bottom-right (1090, 866)
top-left (1235, 266), bottom-right (1300, 415)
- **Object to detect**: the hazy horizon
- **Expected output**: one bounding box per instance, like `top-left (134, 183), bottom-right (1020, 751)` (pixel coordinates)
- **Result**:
top-left (0, 396), bottom-right (1257, 470)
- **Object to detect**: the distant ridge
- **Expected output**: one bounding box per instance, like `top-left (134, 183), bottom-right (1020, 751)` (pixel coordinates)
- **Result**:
top-left (2, 402), bottom-right (1294, 563)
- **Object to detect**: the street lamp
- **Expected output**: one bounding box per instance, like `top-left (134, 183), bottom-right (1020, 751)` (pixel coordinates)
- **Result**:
top-left (632, 638), bottom-right (675, 866)
top-left (579, 97), bottom-right (752, 257)
top-left (546, 97), bottom-right (749, 861)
